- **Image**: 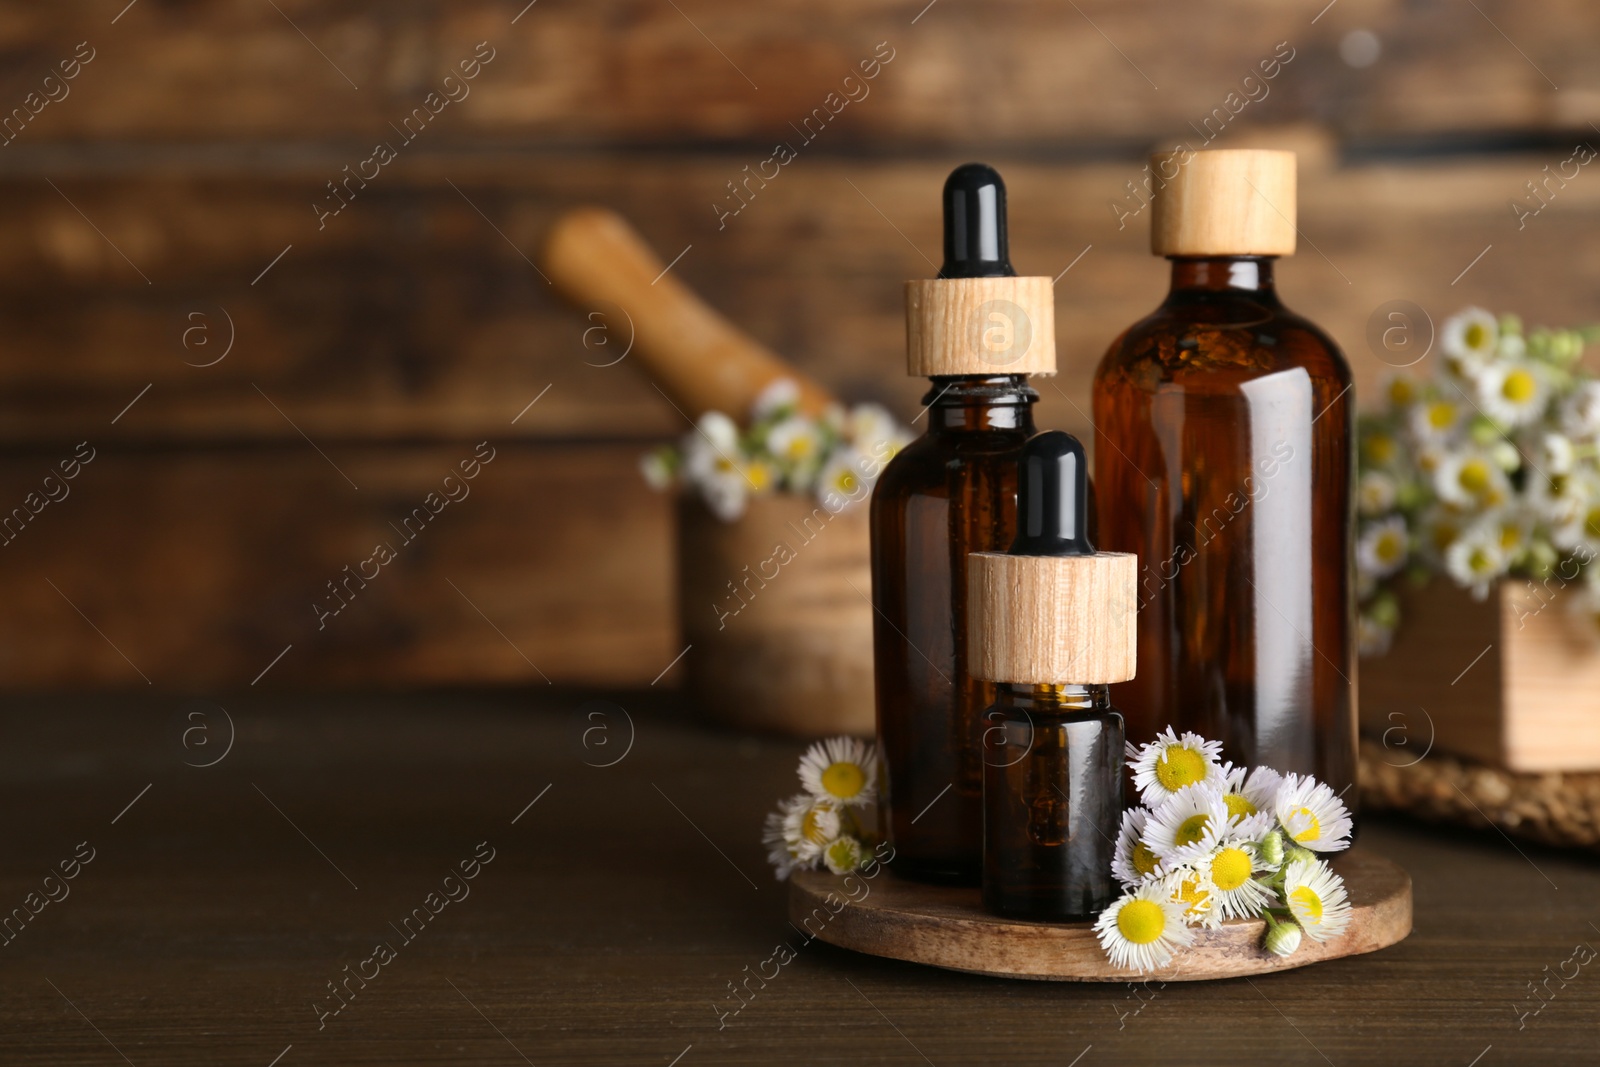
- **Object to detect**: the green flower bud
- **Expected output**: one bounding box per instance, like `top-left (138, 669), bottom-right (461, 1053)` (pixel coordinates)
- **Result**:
top-left (1498, 313), bottom-right (1523, 338)
top-left (1264, 913), bottom-right (1303, 958)
top-left (1469, 416), bottom-right (1502, 447)
top-left (1258, 830), bottom-right (1285, 869)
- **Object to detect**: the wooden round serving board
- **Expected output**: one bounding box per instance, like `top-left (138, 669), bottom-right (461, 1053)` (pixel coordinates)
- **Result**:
top-left (789, 849), bottom-right (1411, 981)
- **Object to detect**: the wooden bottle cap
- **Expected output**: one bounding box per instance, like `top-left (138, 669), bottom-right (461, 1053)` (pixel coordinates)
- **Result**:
top-left (968, 551), bottom-right (1138, 685)
top-left (1151, 149), bottom-right (1296, 257)
top-left (905, 277), bottom-right (1057, 377)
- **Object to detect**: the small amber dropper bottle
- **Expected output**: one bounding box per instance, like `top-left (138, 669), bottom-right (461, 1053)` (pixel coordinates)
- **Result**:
top-left (969, 431), bottom-right (1136, 921)
top-left (871, 164), bottom-right (1057, 885)
top-left (1092, 149), bottom-right (1357, 805)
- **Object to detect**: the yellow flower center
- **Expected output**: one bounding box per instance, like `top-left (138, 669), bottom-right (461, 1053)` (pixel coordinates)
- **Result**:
top-left (1464, 322), bottom-right (1488, 351)
top-left (1365, 434), bottom-right (1397, 466)
top-left (1224, 793), bottom-right (1257, 821)
top-left (1174, 813), bottom-right (1211, 848)
top-left (1211, 847), bottom-right (1253, 891)
top-left (1468, 547), bottom-right (1496, 577)
top-left (1289, 806), bottom-right (1321, 843)
top-left (800, 806), bottom-right (832, 845)
top-left (1586, 506), bottom-right (1600, 540)
top-left (1501, 368), bottom-right (1537, 405)
top-left (1431, 520), bottom-right (1460, 553)
top-left (745, 464), bottom-right (773, 491)
top-left (1154, 746), bottom-right (1207, 792)
top-left (1131, 840), bottom-right (1160, 877)
top-left (1174, 875), bottom-right (1210, 917)
top-left (1458, 459), bottom-right (1491, 495)
top-left (1116, 900), bottom-right (1166, 945)
top-left (1427, 401), bottom-right (1456, 430)
top-left (1291, 885), bottom-right (1324, 925)
top-left (1376, 531), bottom-right (1404, 564)
top-left (833, 470), bottom-right (859, 494)
top-left (1387, 379), bottom-right (1416, 407)
top-left (825, 839), bottom-right (857, 869)
top-left (821, 762), bottom-right (865, 800)
top-left (785, 438), bottom-right (812, 462)
top-left (1499, 524), bottom-right (1523, 551)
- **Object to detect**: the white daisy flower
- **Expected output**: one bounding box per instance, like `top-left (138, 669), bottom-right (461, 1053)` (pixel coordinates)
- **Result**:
top-left (1444, 521), bottom-right (1510, 599)
top-left (1356, 516), bottom-right (1409, 580)
top-left (781, 795), bottom-right (841, 860)
top-left (1163, 865), bottom-right (1221, 929)
top-left (765, 415), bottom-right (825, 478)
top-left (797, 737), bottom-right (877, 807)
top-left (1381, 375), bottom-right (1420, 411)
top-left (1433, 449), bottom-right (1510, 509)
top-left (1477, 361), bottom-right (1548, 427)
top-left (1093, 880), bottom-right (1195, 974)
top-left (1217, 763), bottom-right (1281, 839)
top-left (815, 447), bottom-right (874, 511)
top-left (639, 447), bottom-right (675, 490)
top-left (1537, 432), bottom-right (1576, 476)
top-left (1551, 489), bottom-right (1600, 557)
top-left (1408, 397), bottom-right (1464, 444)
top-left (1357, 470), bottom-right (1399, 517)
top-left (1417, 504), bottom-right (1466, 565)
top-left (1126, 727), bottom-right (1225, 805)
top-left (1440, 307), bottom-right (1499, 369)
top-left (752, 377), bottom-right (801, 420)
top-left (1145, 784), bottom-right (1232, 867)
top-left (1527, 471), bottom-right (1587, 531)
top-left (1561, 382), bottom-right (1600, 440)
top-left (822, 835), bottom-right (867, 874)
top-left (1273, 774), bottom-right (1354, 853)
top-left (1361, 427), bottom-right (1402, 470)
top-left (1111, 807), bottom-right (1164, 887)
top-left (1201, 839), bottom-right (1276, 921)
top-left (1280, 857), bottom-right (1352, 943)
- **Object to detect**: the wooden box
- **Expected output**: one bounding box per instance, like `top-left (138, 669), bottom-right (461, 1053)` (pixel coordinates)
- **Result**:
top-left (1359, 580), bottom-right (1600, 771)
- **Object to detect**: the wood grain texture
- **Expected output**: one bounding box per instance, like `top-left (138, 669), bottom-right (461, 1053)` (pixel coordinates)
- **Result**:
top-left (1359, 580), bottom-right (1600, 771)
top-left (0, 692), bottom-right (1595, 1065)
top-left (1, 1), bottom-right (1593, 143)
top-left (789, 850), bottom-right (1411, 981)
top-left (904, 277), bottom-right (1056, 377)
top-left (1151, 148), bottom-right (1297, 256)
top-left (676, 492), bottom-right (874, 737)
top-left (0, 443), bottom-right (674, 690)
top-left (4, 155), bottom-right (1600, 449)
top-left (968, 551), bottom-right (1138, 685)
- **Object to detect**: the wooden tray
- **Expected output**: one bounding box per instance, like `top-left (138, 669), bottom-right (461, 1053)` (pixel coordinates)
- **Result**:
top-left (788, 849), bottom-right (1411, 981)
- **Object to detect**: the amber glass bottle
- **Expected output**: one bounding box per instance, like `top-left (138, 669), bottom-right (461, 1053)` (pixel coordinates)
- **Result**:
top-left (1091, 149), bottom-right (1357, 803)
top-left (970, 431), bottom-right (1133, 921)
top-left (872, 163), bottom-right (1056, 885)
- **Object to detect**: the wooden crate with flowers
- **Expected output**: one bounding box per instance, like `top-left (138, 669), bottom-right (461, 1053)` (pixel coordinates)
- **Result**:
top-left (1356, 308), bottom-right (1600, 848)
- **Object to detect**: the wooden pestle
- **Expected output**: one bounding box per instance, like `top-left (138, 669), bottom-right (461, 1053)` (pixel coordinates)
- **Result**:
top-left (541, 207), bottom-right (836, 421)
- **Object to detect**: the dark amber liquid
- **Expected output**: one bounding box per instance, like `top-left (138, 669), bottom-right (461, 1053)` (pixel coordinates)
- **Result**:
top-left (981, 684), bottom-right (1122, 922)
top-left (1092, 257), bottom-right (1357, 804)
top-left (871, 376), bottom-right (1036, 885)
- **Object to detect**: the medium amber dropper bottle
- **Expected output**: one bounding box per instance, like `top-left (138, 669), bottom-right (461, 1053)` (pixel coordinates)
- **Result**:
top-left (969, 431), bottom-right (1135, 921)
top-left (871, 163), bottom-right (1057, 885)
top-left (1092, 149), bottom-right (1357, 804)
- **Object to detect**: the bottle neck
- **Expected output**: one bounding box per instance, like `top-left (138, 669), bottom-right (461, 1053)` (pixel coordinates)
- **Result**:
top-left (923, 375), bottom-right (1037, 433)
top-left (996, 682), bottom-right (1111, 714)
top-left (1166, 256), bottom-right (1279, 298)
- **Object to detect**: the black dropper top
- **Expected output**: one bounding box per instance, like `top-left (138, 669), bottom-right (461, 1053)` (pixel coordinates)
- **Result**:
top-left (940, 162), bottom-right (1014, 279)
top-left (1009, 431), bottom-right (1094, 557)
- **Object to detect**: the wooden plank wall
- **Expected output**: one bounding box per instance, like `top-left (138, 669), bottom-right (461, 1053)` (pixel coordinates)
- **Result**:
top-left (0, 0), bottom-right (1597, 690)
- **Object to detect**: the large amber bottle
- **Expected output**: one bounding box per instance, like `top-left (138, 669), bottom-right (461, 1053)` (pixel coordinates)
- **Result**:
top-left (1091, 150), bottom-right (1357, 804)
top-left (871, 164), bottom-right (1057, 884)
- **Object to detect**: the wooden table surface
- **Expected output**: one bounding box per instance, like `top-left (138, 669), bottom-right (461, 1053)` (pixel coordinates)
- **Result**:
top-left (1, 690), bottom-right (1595, 1066)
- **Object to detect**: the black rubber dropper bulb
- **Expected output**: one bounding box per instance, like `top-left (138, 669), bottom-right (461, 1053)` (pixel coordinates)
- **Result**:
top-left (940, 163), bottom-right (1015, 279)
top-left (1008, 430), bottom-right (1093, 557)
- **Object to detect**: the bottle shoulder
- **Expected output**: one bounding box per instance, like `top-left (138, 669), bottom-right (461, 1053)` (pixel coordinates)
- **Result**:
top-left (873, 428), bottom-right (1033, 498)
top-left (1094, 296), bottom-right (1351, 393)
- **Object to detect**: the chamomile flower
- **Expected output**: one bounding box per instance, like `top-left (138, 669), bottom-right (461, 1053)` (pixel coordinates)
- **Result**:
top-left (846, 403), bottom-right (909, 455)
top-left (1273, 774), bottom-right (1354, 853)
top-left (1361, 427), bottom-right (1402, 469)
top-left (1382, 375), bottom-right (1420, 411)
top-left (821, 835), bottom-right (867, 875)
top-left (1280, 857), bottom-right (1352, 942)
top-left (816, 447), bottom-right (873, 511)
top-left (1409, 397), bottom-right (1464, 444)
top-left (1264, 912), bottom-right (1304, 957)
top-left (1217, 763), bottom-right (1281, 839)
top-left (1417, 504), bottom-right (1467, 565)
top-left (1433, 448), bottom-right (1510, 509)
top-left (766, 415), bottom-right (825, 477)
top-left (780, 794), bottom-right (841, 859)
top-left (1127, 727), bottom-right (1225, 805)
top-left (1550, 487), bottom-right (1600, 556)
top-left (798, 737), bottom-right (877, 807)
top-left (639, 446), bottom-right (676, 490)
top-left (1145, 784), bottom-right (1231, 867)
top-left (752, 377), bottom-right (801, 420)
top-left (1537, 432), bottom-right (1576, 476)
top-left (1093, 880), bottom-right (1194, 974)
top-left (1445, 521), bottom-right (1510, 598)
top-left (1163, 865), bottom-right (1220, 929)
top-left (1112, 807), bottom-right (1164, 887)
top-left (1356, 515), bottom-right (1409, 580)
top-left (1477, 361), bottom-right (1549, 427)
top-left (1357, 470), bottom-right (1399, 517)
top-left (1441, 307), bottom-right (1499, 371)
top-left (1202, 839), bottom-right (1276, 921)
top-left (1561, 381), bottom-right (1600, 440)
